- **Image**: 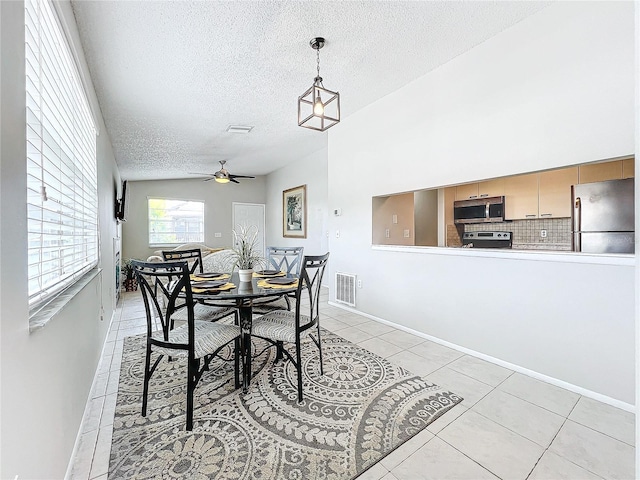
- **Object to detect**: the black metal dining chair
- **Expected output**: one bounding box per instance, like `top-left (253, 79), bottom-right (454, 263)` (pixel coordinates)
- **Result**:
top-left (250, 252), bottom-right (329, 402)
top-left (132, 259), bottom-right (242, 430)
top-left (161, 248), bottom-right (237, 323)
top-left (252, 246), bottom-right (304, 314)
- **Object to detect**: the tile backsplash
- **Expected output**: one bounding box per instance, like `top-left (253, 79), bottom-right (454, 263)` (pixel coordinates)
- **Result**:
top-left (465, 217), bottom-right (572, 251)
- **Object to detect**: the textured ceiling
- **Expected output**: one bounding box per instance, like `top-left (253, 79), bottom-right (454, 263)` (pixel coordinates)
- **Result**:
top-left (71, 1), bottom-right (548, 181)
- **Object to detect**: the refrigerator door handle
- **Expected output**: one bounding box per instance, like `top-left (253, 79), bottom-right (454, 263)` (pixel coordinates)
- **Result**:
top-left (574, 197), bottom-right (581, 252)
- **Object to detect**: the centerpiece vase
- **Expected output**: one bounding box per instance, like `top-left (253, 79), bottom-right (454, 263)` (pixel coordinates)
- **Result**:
top-left (238, 268), bottom-right (253, 282)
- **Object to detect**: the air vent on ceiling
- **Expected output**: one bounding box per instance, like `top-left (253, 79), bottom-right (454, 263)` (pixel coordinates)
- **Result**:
top-left (226, 125), bottom-right (253, 134)
top-left (335, 272), bottom-right (356, 307)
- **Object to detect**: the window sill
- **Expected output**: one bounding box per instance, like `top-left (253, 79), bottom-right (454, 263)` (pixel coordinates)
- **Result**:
top-left (29, 268), bottom-right (102, 333)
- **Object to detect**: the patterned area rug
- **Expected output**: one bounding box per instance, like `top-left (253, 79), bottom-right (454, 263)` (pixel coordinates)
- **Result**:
top-left (109, 329), bottom-right (462, 479)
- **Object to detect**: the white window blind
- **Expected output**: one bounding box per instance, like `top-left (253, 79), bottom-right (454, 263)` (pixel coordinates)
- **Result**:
top-left (25, 0), bottom-right (98, 309)
top-left (148, 198), bottom-right (205, 246)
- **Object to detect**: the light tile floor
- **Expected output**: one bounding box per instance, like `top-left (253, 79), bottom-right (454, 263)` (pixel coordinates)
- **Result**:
top-left (69, 289), bottom-right (635, 480)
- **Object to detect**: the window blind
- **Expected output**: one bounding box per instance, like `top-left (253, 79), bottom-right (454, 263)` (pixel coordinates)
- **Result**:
top-left (25, 0), bottom-right (98, 309)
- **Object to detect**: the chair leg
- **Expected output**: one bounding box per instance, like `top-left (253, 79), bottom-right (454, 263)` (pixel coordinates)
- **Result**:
top-left (234, 337), bottom-right (241, 390)
top-left (296, 340), bottom-right (303, 403)
top-left (186, 357), bottom-right (198, 431)
top-left (142, 343), bottom-right (152, 417)
top-left (316, 322), bottom-right (324, 376)
top-left (244, 334), bottom-right (251, 393)
top-left (275, 341), bottom-right (284, 361)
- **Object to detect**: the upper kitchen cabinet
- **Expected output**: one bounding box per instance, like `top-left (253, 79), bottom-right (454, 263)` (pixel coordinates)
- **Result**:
top-left (579, 160), bottom-right (622, 183)
top-left (578, 158), bottom-right (634, 183)
top-left (455, 183), bottom-right (480, 200)
top-left (622, 158), bottom-right (635, 178)
top-left (477, 178), bottom-right (505, 198)
top-left (504, 173), bottom-right (539, 220)
top-left (538, 166), bottom-right (579, 218)
top-left (455, 179), bottom-right (505, 200)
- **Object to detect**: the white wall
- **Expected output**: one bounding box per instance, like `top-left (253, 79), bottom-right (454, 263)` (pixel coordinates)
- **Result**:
top-left (265, 147), bottom-right (329, 256)
top-left (328, 2), bottom-right (636, 404)
top-left (122, 177), bottom-right (267, 261)
top-left (0, 1), bottom-right (120, 478)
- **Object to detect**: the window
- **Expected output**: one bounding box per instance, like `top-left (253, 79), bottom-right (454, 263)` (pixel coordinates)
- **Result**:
top-left (148, 198), bottom-right (205, 245)
top-left (25, 0), bottom-right (98, 309)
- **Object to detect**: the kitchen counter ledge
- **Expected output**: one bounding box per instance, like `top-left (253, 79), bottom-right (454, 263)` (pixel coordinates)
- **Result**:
top-left (372, 244), bottom-right (635, 266)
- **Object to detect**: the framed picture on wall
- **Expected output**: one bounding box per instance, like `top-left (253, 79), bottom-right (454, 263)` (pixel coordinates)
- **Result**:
top-left (283, 185), bottom-right (307, 238)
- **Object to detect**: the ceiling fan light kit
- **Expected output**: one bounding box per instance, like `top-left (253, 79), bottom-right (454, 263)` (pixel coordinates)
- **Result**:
top-left (213, 160), bottom-right (255, 184)
top-left (190, 160), bottom-right (255, 184)
top-left (298, 37), bottom-right (340, 132)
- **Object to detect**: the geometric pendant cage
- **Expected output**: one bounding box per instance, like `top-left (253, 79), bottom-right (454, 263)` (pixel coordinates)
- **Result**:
top-left (297, 37), bottom-right (340, 132)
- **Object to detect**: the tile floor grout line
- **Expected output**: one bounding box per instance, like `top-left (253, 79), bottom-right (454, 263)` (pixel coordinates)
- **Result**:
top-left (470, 405), bottom-right (556, 450)
top-left (436, 434), bottom-right (507, 480)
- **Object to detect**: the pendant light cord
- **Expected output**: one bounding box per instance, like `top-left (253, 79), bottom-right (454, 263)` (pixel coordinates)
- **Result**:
top-left (315, 47), bottom-right (323, 86)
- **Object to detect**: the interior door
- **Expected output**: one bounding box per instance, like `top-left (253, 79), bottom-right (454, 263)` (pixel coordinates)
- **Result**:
top-left (232, 203), bottom-right (266, 258)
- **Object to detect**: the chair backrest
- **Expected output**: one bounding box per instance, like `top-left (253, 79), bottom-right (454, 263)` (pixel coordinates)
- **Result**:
top-left (162, 248), bottom-right (204, 274)
top-left (294, 252), bottom-right (329, 328)
top-left (131, 259), bottom-right (195, 347)
top-left (266, 246), bottom-right (304, 275)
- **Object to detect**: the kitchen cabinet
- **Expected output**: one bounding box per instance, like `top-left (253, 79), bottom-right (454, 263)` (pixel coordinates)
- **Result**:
top-left (477, 178), bottom-right (504, 198)
top-left (579, 158), bottom-right (635, 183)
top-left (455, 183), bottom-right (479, 200)
top-left (538, 166), bottom-right (578, 218)
top-left (622, 158), bottom-right (635, 178)
top-left (504, 173), bottom-right (539, 220)
top-left (455, 178), bottom-right (504, 200)
top-left (579, 161), bottom-right (623, 184)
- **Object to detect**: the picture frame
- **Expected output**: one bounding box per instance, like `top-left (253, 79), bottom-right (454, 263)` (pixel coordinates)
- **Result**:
top-left (283, 185), bottom-right (307, 238)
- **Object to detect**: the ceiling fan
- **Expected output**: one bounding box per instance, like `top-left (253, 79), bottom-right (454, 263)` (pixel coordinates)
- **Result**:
top-left (192, 160), bottom-right (255, 184)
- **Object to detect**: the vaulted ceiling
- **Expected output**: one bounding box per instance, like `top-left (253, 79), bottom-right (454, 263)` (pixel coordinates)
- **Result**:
top-left (71, 1), bottom-right (548, 181)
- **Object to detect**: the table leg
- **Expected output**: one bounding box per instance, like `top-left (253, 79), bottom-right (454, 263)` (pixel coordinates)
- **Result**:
top-left (238, 304), bottom-right (253, 393)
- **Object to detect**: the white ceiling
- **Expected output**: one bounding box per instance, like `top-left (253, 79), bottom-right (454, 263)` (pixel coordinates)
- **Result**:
top-left (70, 1), bottom-right (548, 181)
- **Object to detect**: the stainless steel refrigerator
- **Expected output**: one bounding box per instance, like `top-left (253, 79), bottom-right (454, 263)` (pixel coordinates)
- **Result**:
top-left (571, 178), bottom-right (634, 253)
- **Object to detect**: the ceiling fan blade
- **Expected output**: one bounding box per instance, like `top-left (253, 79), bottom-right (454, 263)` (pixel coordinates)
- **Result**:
top-left (229, 174), bottom-right (255, 179)
top-left (203, 177), bottom-right (216, 182)
top-left (230, 178), bottom-right (240, 184)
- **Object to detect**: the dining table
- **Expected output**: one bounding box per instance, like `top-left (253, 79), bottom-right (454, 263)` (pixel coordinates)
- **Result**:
top-left (188, 270), bottom-right (299, 392)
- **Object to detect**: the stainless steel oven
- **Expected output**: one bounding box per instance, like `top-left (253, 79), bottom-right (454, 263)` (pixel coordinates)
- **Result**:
top-left (462, 231), bottom-right (512, 248)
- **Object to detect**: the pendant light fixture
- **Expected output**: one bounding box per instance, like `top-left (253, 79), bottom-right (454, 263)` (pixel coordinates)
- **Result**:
top-left (298, 37), bottom-right (340, 132)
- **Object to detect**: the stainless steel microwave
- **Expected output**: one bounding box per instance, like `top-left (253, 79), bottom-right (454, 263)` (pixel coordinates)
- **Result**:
top-left (454, 196), bottom-right (505, 224)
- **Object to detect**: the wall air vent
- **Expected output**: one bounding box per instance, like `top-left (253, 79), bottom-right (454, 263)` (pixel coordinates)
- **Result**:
top-left (335, 272), bottom-right (356, 307)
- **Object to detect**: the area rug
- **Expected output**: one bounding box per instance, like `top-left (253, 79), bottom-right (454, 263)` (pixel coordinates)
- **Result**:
top-left (109, 329), bottom-right (462, 479)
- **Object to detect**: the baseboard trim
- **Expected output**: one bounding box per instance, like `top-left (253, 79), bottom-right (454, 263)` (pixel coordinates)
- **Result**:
top-left (327, 301), bottom-right (634, 413)
top-left (64, 308), bottom-right (117, 479)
